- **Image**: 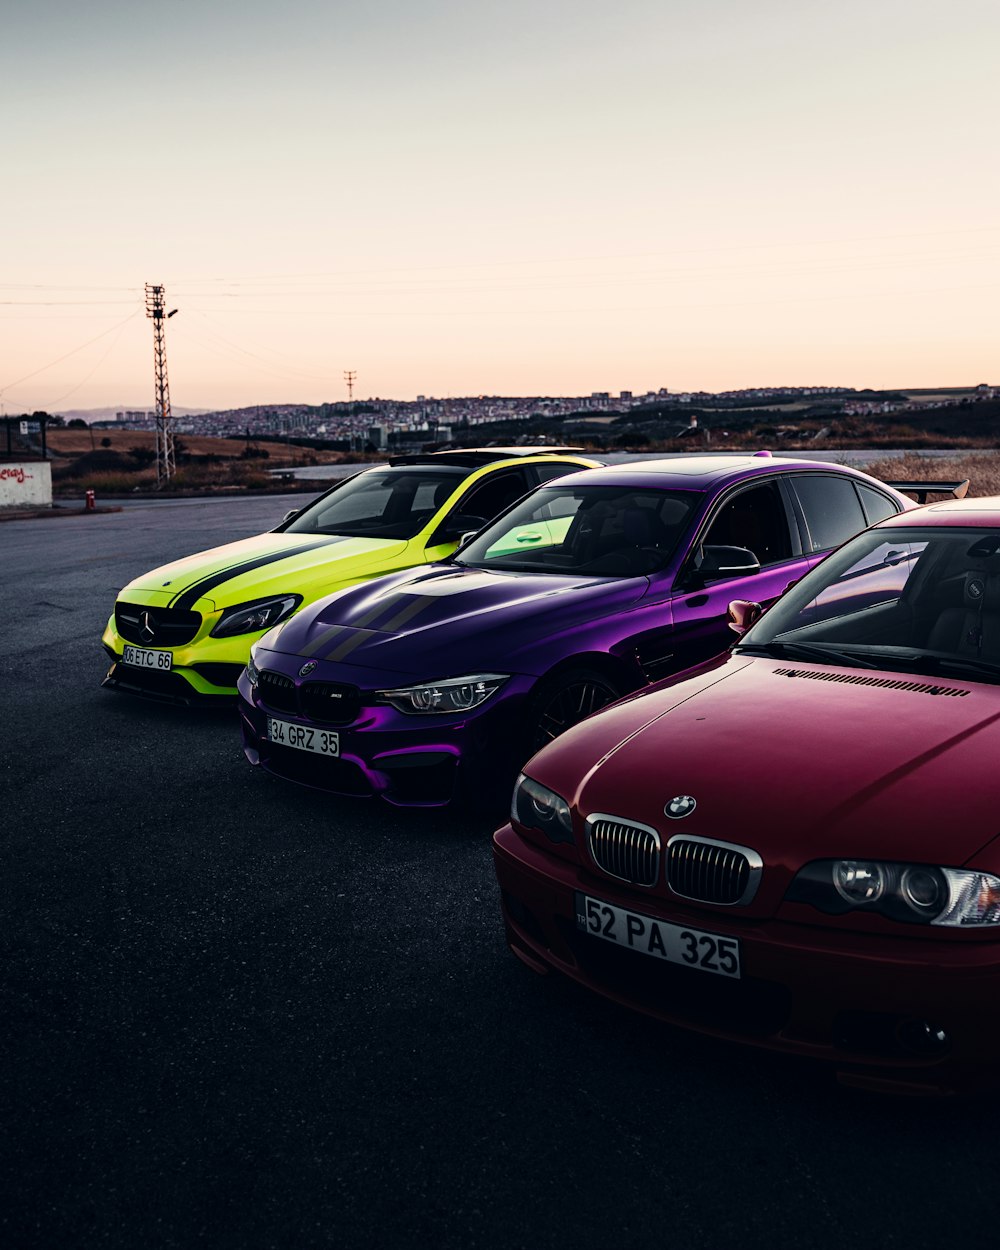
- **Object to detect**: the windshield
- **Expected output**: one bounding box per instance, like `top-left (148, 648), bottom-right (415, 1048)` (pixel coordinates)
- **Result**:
top-left (738, 525), bottom-right (1000, 680)
top-left (285, 466), bottom-right (466, 539)
top-left (456, 485), bottom-right (696, 577)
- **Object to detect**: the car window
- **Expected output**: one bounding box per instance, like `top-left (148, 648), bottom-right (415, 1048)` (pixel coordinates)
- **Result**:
top-left (857, 484), bottom-right (900, 526)
top-left (702, 481), bottom-right (792, 566)
top-left (459, 486), bottom-right (696, 577)
top-left (791, 474), bottom-right (868, 553)
top-left (286, 467), bottom-right (466, 539)
top-left (451, 469), bottom-right (531, 524)
top-left (531, 462), bottom-right (584, 487)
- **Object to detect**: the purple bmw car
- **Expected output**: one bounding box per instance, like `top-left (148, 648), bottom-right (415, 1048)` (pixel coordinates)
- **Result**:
top-left (237, 454), bottom-right (924, 806)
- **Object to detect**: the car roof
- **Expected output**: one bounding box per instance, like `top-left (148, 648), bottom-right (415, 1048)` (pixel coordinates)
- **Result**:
top-left (536, 453), bottom-right (884, 491)
top-left (876, 496), bottom-right (1000, 528)
top-left (388, 447), bottom-right (592, 468)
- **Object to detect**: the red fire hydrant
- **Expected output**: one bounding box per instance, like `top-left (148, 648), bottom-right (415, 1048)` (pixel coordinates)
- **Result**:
top-left (85, 489), bottom-right (95, 511)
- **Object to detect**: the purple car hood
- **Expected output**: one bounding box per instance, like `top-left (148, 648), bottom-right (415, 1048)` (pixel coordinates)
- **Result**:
top-left (528, 654), bottom-right (1000, 871)
top-left (266, 563), bottom-right (648, 677)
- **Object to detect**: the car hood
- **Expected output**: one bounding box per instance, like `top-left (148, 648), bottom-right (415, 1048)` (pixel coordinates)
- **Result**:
top-left (119, 532), bottom-right (409, 612)
top-left (529, 653), bottom-right (1000, 873)
top-left (265, 563), bottom-right (648, 677)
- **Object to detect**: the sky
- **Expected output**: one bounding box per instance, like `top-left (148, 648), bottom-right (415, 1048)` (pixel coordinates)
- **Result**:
top-left (2, 0), bottom-right (999, 412)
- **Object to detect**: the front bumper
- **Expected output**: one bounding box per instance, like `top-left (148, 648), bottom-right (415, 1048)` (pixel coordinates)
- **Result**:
top-left (493, 823), bottom-right (1000, 1094)
top-left (238, 668), bottom-right (535, 807)
top-left (102, 611), bottom-right (268, 704)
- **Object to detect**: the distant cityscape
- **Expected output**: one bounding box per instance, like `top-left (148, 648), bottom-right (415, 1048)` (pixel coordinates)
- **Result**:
top-left (69, 382), bottom-right (996, 452)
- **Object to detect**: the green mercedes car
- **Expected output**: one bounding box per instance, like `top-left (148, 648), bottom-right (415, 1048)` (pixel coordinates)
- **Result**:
top-left (101, 448), bottom-right (598, 704)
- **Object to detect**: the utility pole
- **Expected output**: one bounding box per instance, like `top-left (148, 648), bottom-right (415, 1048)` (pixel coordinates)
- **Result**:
top-left (344, 370), bottom-right (357, 402)
top-left (145, 283), bottom-right (178, 487)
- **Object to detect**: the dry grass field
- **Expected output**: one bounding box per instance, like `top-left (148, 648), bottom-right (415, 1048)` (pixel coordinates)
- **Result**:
top-left (46, 429), bottom-right (342, 466)
top-left (864, 452), bottom-right (1000, 499)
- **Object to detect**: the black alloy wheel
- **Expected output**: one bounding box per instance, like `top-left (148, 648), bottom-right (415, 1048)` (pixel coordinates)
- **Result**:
top-left (528, 668), bottom-right (623, 753)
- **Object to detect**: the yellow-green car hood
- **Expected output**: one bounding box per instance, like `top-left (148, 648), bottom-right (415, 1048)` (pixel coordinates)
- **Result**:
top-left (119, 532), bottom-right (413, 611)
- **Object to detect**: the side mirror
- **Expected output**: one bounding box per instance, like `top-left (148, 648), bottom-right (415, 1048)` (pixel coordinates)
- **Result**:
top-left (728, 599), bottom-right (763, 636)
top-left (698, 545), bottom-right (761, 581)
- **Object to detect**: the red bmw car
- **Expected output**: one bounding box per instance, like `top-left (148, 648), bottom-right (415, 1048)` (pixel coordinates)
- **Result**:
top-left (494, 496), bottom-right (1000, 1094)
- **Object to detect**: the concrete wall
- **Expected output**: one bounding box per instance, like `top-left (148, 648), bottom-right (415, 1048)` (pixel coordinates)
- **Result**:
top-left (0, 461), bottom-right (53, 508)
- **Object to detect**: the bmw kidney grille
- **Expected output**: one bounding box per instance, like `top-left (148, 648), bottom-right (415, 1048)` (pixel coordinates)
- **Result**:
top-left (586, 815), bottom-right (661, 888)
top-left (665, 836), bottom-right (763, 906)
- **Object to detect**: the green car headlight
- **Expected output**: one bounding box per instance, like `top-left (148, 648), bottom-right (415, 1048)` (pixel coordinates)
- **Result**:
top-left (211, 595), bottom-right (302, 638)
top-left (376, 673), bottom-right (508, 715)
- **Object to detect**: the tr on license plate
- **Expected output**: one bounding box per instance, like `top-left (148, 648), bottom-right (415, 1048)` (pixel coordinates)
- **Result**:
top-left (123, 644), bottom-right (172, 670)
top-left (267, 718), bottom-right (339, 757)
top-left (575, 891), bottom-right (741, 979)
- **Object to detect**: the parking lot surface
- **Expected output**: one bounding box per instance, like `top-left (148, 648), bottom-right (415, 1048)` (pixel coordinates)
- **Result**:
top-left (2, 496), bottom-right (997, 1249)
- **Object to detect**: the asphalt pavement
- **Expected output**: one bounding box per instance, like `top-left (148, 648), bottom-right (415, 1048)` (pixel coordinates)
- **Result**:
top-left (2, 496), bottom-right (997, 1250)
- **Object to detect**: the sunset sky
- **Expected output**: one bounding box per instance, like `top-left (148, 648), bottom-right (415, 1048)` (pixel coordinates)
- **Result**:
top-left (3, 0), bottom-right (999, 413)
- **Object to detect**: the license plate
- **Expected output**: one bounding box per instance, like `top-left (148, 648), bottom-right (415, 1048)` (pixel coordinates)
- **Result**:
top-left (123, 644), bottom-right (172, 671)
top-left (267, 718), bottom-right (340, 757)
top-left (575, 891), bottom-right (741, 979)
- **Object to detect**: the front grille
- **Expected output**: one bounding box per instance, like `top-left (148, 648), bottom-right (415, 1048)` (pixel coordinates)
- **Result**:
top-left (116, 602), bottom-right (201, 647)
top-left (300, 681), bottom-right (361, 725)
top-left (665, 837), bottom-right (761, 906)
top-left (586, 815), bottom-right (660, 887)
top-left (257, 669), bottom-right (298, 715)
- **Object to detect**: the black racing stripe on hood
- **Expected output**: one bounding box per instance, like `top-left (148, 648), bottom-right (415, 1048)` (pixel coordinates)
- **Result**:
top-left (324, 595), bottom-right (440, 663)
top-left (169, 539), bottom-right (340, 610)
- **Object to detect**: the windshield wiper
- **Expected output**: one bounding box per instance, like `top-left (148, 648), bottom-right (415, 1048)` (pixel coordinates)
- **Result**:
top-left (891, 651), bottom-right (1000, 682)
top-left (735, 640), bottom-right (879, 669)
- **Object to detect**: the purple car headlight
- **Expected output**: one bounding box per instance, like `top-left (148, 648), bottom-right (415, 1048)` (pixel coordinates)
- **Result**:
top-left (376, 673), bottom-right (508, 715)
top-left (246, 644), bottom-right (261, 686)
top-left (788, 860), bottom-right (1000, 926)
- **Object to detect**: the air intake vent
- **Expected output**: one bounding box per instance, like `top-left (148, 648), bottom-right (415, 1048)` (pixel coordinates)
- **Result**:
top-left (773, 668), bottom-right (968, 697)
top-left (586, 814), bottom-right (660, 887)
top-left (666, 836), bottom-right (762, 906)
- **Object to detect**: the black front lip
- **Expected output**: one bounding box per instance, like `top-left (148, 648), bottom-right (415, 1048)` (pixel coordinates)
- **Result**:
top-left (101, 661), bottom-right (237, 707)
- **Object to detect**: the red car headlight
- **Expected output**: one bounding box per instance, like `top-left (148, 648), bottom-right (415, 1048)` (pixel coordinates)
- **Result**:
top-left (788, 860), bottom-right (1000, 927)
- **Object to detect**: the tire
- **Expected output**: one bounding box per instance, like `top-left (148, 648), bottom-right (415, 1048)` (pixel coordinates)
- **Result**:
top-left (527, 668), bottom-right (624, 755)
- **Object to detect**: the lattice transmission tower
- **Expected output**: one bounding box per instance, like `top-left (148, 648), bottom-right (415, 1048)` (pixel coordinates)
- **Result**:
top-left (344, 370), bottom-right (357, 402)
top-left (145, 283), bottom-right (178, 487)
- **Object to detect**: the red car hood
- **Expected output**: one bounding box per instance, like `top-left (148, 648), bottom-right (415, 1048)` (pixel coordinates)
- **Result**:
top-left (529, 654), bottom-right (1000, 876)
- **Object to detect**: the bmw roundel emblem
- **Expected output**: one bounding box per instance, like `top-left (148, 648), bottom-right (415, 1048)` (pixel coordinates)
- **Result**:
top-left (665, 795), bottom-right (697, 819)
top-left (298, 661), bottom-right (318, 678)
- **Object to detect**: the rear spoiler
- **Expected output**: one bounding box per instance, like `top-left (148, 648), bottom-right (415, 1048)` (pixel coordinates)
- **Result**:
top-left (884, 479), bottom-right (970, 505)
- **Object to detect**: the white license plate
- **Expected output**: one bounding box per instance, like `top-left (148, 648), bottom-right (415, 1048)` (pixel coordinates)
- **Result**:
top-left (267, 718), bottom-right (340, 757)
top-left (575, 891), bottom-right (741, 979)
top-left (123, 644), bottom-right (173, 671)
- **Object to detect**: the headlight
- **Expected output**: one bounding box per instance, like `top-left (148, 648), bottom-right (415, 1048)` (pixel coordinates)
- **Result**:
top-left (511, 773), bottom-right (574, 844)
top-left (246, 644), bottom-right (260, 686)
top-left (211, 595), bottom-right (302, 638)
top-left (788, 860), bottom-right (1000, 927)
top-left (376, 673), bottom-right (508, 715)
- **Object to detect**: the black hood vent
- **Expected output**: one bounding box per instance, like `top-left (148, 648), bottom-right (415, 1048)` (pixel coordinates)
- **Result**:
top-left (773, 668), bottom-right (968, 697)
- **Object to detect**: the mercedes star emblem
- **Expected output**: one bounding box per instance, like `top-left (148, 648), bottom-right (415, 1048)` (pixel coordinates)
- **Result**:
top-left (665, 795), bottom-right (697, 819)
top-left (139, 611), bottom-right (156, 644)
